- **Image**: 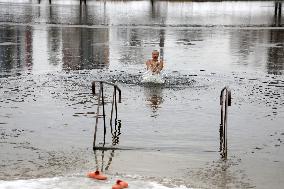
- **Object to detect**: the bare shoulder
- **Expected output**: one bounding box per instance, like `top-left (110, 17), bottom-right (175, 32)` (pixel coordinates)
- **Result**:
top-left (146, 59), bottom-right (151, 65)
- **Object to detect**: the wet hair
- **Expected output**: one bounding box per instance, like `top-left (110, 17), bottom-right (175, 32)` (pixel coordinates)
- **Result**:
top-left (152, 50), bottom-right (159, 54)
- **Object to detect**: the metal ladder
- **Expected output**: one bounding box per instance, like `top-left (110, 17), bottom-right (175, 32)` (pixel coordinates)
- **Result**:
top-left (92, 81), bottom-right (122, 150)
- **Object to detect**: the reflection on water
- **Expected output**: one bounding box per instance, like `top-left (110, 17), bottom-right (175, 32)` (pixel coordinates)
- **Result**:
top-left (189, 158), bottom-right (251, 189)
top-left (111, 119), bottom-right (122, 146)
top-left (273, 1), bottom-right (282, 27)
top-left (62, 27), bottom-right (109, 70)
top-left (0, 25), bottom-right (33, 72)
top-left (144, 85), bottom-right (164, 118)
top-left (0, 1), bottom-right (284, 74)
top-left (1, 1), bottom-right (283, 27)
top-left (267, 30), bottom-right (284, 75)
top-left (94, 149), bottom-right (116, 172)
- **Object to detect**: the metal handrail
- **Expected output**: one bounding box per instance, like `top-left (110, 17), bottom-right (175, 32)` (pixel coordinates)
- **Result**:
top-left (92, 81), bottom-right (121, 103)
top-left (219, 86), bottom-right (231, 159)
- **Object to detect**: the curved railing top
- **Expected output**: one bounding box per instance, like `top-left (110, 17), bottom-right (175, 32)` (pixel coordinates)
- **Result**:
top-left (92, 81), bottom-right (121, 103)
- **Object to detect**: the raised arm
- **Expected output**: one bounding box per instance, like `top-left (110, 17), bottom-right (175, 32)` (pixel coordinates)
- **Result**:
top-left (146, 60), bottom-right (151, 70)
top-left (153, 60), bottom-right (163, 74)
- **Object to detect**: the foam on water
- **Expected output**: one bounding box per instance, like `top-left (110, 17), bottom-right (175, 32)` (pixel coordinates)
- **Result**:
top-left (0, 176), bottom-right (192, 189)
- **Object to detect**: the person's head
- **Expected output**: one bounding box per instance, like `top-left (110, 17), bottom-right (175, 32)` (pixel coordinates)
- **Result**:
top-left (152, 50), bottom-right (159, 60)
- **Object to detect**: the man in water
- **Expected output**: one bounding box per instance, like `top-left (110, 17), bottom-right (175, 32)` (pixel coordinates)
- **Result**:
top-left (146, 50), bottom-right (164, 74)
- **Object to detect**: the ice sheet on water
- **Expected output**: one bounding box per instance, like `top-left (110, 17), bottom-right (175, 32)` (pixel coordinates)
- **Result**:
top-left (0, 176), bottom-right (193, 189)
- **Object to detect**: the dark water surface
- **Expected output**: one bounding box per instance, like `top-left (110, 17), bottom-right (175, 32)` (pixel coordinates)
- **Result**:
top-left (0, 1), bottom-right (284, 189)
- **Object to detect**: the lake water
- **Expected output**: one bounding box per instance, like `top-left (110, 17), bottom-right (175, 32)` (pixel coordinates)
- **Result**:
top-left (0, 1), bottom-right (284, 189)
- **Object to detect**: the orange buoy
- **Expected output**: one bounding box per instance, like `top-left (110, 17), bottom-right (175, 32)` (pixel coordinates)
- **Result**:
top-left (116, 179), bottom-right (128, 188)
top-left (87, 170), bottom-right (107, 180)
top-left (112, 179), bottom-right (129, 189)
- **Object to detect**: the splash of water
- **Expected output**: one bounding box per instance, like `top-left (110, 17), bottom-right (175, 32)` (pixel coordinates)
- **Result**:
top-left (141, 71), bottom-right (165, 84)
